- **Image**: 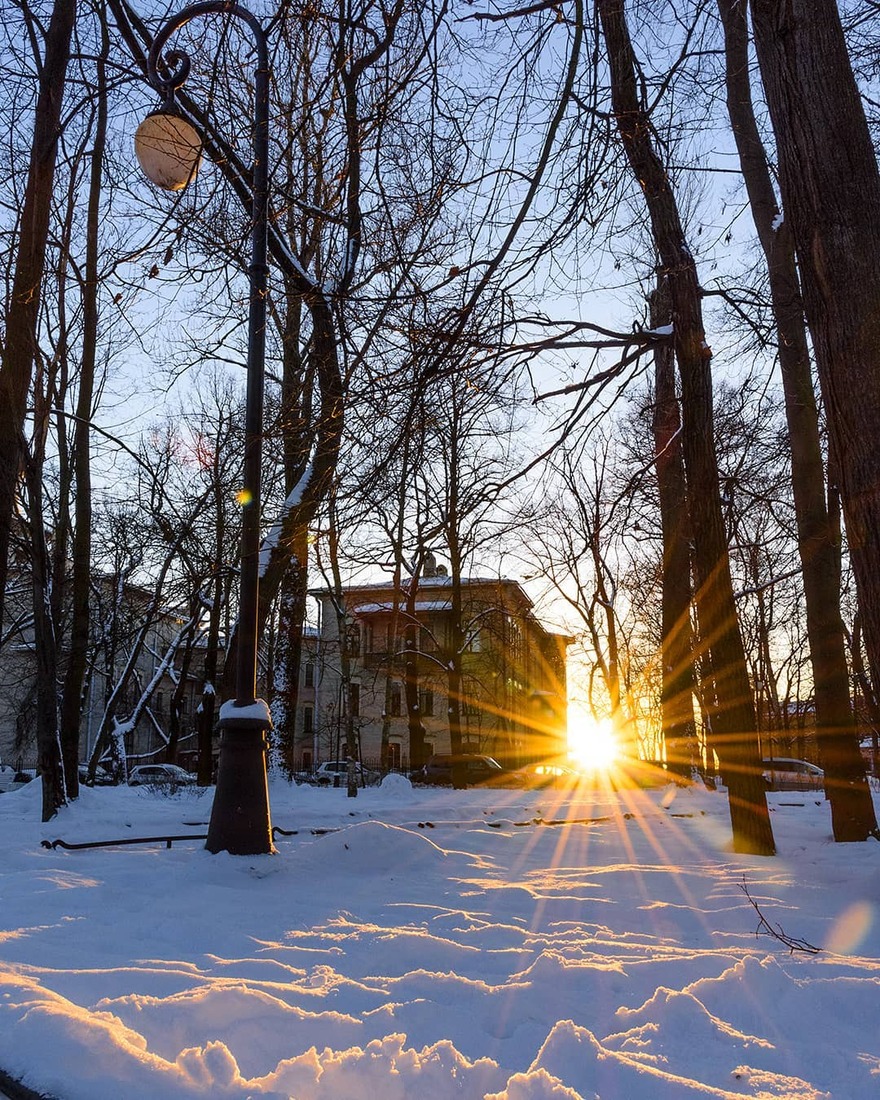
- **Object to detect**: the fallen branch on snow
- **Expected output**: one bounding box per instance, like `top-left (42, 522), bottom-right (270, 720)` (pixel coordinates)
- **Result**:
top-left (739, 876), bottom-right (821, 954)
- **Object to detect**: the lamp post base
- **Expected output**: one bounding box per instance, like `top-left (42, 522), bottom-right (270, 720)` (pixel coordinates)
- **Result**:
top-left (206, 709), bottom-right (274, 855)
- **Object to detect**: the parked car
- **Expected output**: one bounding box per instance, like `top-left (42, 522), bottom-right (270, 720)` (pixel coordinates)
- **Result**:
top-left (413, 753), bottom-right (508, 787)
top-left (0, 765), bottom-right (33, 793)
top-left (313, 760), bottom-right (379, 787)
top-left (507, 761), bottom-right (581, 789)
top-left (78, 764), bottom-right (116, 787)
top-left (128, 764), bottom-right (197, 788)
top-left (761, 758), bottom-right (824, 792)
top-left (293, 770), bottom-right (320, 786)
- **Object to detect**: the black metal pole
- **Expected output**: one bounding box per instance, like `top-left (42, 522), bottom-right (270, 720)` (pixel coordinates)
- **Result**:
top-left (145, 2), bottom-right (274, 855)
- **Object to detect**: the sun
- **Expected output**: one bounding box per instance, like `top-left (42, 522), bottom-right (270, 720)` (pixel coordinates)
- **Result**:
top-left (567, 709), bottom-right (619, 770)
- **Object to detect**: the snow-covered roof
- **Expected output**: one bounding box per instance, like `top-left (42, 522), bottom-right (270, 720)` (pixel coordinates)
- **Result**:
top-left (310, 575), bottom-right (530, 602)
top-left (353, 600), bottom-right (453, 614)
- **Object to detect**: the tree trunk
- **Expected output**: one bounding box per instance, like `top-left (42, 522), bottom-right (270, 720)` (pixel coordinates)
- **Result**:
top-left (197, 570), bottom-right (224, 785)
top-left (693, 646), bottom-right (720, 786)
top-left (849, 615), bottom-right (880, 776)
top-left (271, 538), bottom-right (309, 777)
top-left (269, 271), bottom-right (312, 778)
top-left (404, 566), bottom-right (427, 772)
top-left (60, 19), bottom-right (109, 796)
top-left (598, 0), bottom-right (774, 853)
top-left (325, 491), bottom-right (359, 798)
top-left (650, 277), bottom-right (697, 780)
top-left (588, 522), bottom-right (638, 761)
top-left (220, 292), bottom-right (343, 702)
top-left (445, 427), bottom-right (467, 790)
top-left (749, 0), bottom-right (880, 840)
top-left (0, 0), bottom-right (76, 628)
top-left (166, 613), bottom-right (197, 764)
top-left (25, 448), bottom-right (66, 820)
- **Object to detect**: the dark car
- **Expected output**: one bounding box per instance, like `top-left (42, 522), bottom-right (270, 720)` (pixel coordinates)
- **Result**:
top-left (415, 753), bottom-right (507, 787)
top-left (78, 764), bottom-right (116, 787)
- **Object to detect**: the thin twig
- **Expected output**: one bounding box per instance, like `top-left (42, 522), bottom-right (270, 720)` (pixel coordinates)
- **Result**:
top-left (739, 876), bottom-right (821, 954)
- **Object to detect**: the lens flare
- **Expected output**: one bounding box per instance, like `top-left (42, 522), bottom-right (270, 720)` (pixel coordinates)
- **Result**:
top-left (567, 711), bottom-right (619, 770)
top-left (825, 901), bottom-right (874, 954)
top-left (236, 489), bottom-right (253, 506)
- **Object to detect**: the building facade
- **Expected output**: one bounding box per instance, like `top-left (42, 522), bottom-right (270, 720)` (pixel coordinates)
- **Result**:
top-left (296, 570), bottom-right (571, 772)
top-left (0, 572), bottom-right (205, 774)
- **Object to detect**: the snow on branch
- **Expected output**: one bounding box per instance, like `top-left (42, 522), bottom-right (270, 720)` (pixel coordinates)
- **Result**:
top-left (259, 462), bottom-right (314, 579)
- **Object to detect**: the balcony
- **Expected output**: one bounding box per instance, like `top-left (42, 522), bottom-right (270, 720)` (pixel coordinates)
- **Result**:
top-left (361, 649), bottom-right (398, 670)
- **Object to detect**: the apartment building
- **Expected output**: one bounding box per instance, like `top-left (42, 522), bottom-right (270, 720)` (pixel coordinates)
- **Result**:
top-left (0, 572), bottom-right (204, 773)
top-left (297, 565), bottom-right (571, 772)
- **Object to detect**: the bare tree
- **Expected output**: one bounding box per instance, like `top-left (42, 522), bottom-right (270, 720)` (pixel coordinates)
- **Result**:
top-left (649, 276), bottom-right (698, 778)
top-left (718, 0), bottom-right (876, 841)
top-left (597, 0), bottom-right (774, 854)
top-left (0, 0), bottom-right (77, 818)
top-left (749, 0), bottom-right (880, 840)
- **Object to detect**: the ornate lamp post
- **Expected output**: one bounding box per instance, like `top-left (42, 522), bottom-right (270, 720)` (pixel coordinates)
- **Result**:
top-left (135, 1), bottom-right (273, 855)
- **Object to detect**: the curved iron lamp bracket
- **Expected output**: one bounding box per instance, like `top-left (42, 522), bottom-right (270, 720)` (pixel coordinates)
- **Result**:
top-left (146, 1), bottom-right (268, 110)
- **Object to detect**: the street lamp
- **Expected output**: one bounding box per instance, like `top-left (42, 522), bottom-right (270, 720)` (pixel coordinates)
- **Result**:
top-left (136, 1), bottom-right (273, 855)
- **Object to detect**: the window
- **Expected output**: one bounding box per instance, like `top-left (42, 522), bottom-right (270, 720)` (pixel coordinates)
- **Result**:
top-left (367, 622), bottom-right (386, 653)
top-left (303, 706), bottom-right (314, 735)
top-left (507, 616), bottom-right (524, 661)
top-left (301, 750), bottom-right (312, 770)
top-left (388, 742), bottom-right (401, 769)
top-left (419, 624), bottom-right (437, 652)
top-left (304, 662), bottom-right (315, 688)
top-left (420, 687), bottom-right (434, 716)
top-left (390, 682), bottom-right (402, 717)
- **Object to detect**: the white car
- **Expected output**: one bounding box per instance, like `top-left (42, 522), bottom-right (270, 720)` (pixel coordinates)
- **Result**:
top-left (314, 760), bottom-right (378, 786)
top-left (128, 764), bottom-right (197, 788)
top-left (762, 758), bottom-right (824, 792)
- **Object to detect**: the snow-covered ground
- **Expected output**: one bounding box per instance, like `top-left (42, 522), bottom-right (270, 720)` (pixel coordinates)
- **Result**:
top-left (1, 775), bottom-right (878, 1099)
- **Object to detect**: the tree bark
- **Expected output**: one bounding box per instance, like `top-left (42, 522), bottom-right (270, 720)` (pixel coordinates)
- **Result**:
top-left (650, 277), bottom-right (697, 779)
top-left (443, 399), bottom-right (467, 790)
top-left (749, 0), bottom-right (880, 839)
top-left (166, 612), bottom-right (197, 764)
top-left (0, 0), bottom-right (76, 628)
top-left (269, 264), bottom-right (312, 778)
top-left (849, 615), bottom-right (880, 775)
top-left (25, 440), bottom-right (66, 820)
top-left (325, 491), bottom-right (360, 798)
top-left (404, 564), bottom-right (427, 772)
top-left (272, 545), bottom-right (309, 777)
top-left (598, 0), bottom-right (774, 853)
top-left (60, 18), bottom-right (109, 797)
top-left (197, 569), bottom-right (224, 785)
